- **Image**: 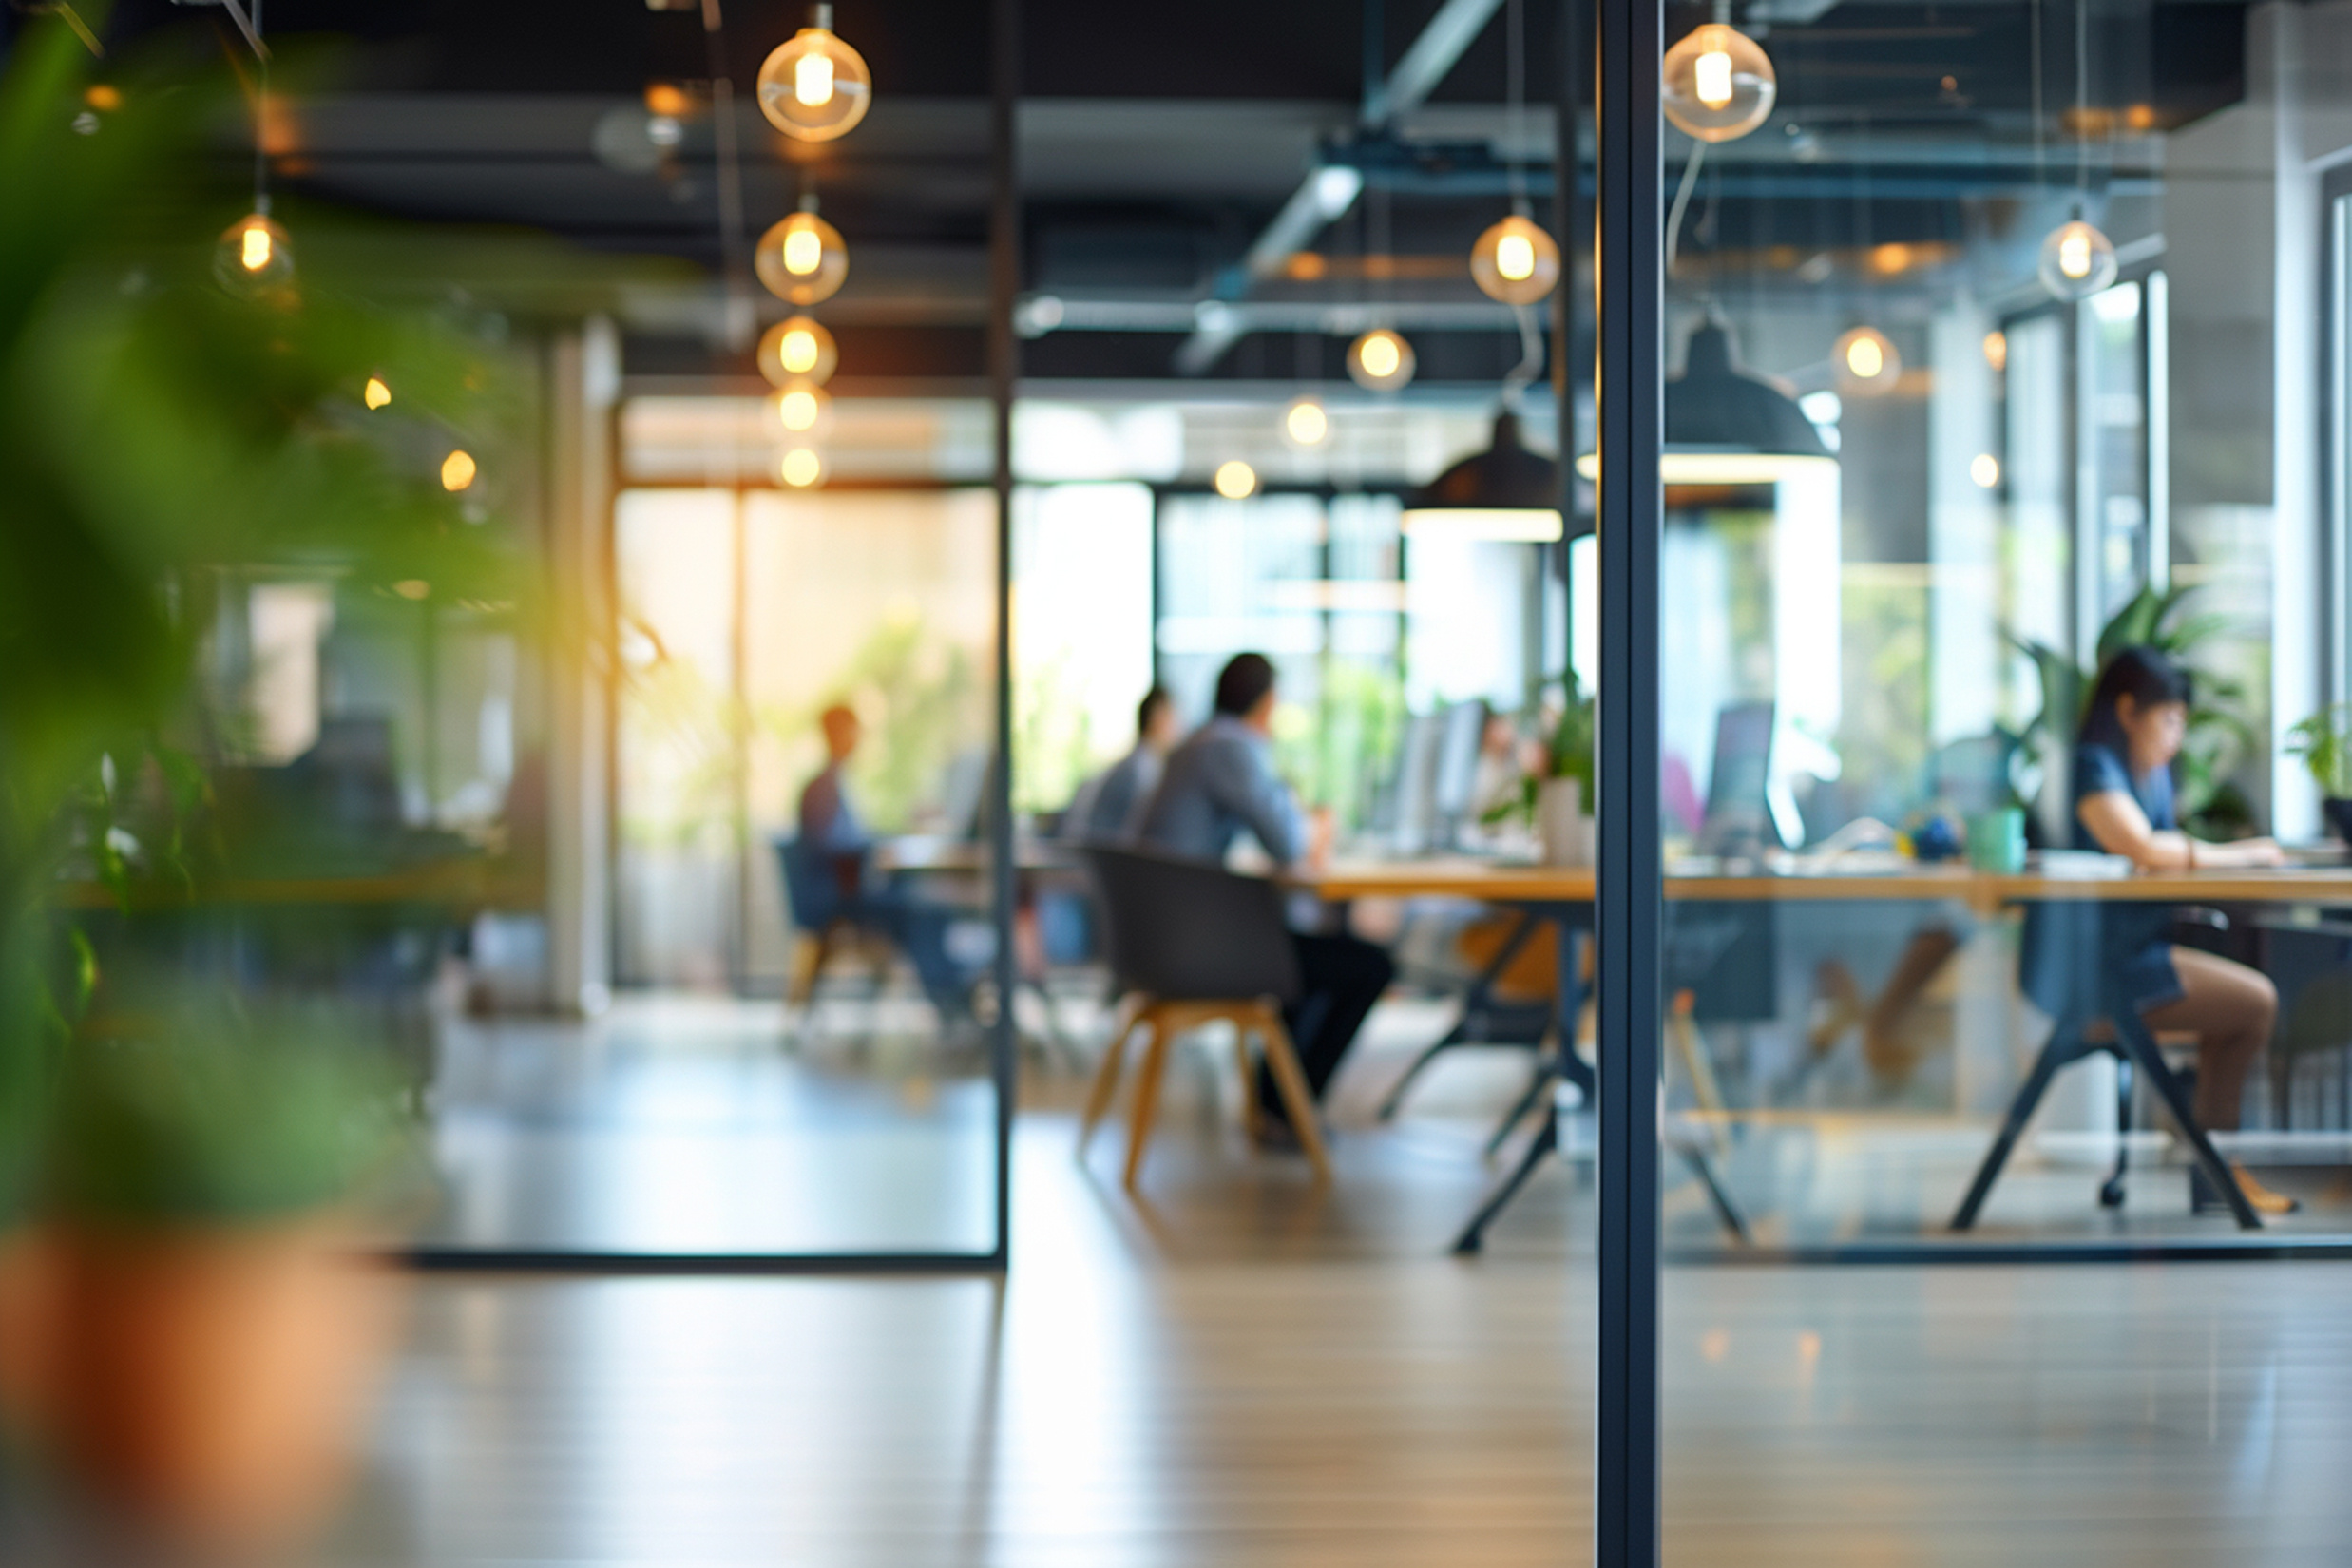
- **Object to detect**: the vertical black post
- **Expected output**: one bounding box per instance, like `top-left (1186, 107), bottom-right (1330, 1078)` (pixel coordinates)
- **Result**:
top-left (1593, 0), bottom-right (1662, 1558)
top-left (986, 0), bottom-right (1021, 1271)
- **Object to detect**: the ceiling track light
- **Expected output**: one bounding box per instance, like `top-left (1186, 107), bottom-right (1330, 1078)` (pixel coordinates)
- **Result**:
top-left (757, 3), bottom-right (872, 143)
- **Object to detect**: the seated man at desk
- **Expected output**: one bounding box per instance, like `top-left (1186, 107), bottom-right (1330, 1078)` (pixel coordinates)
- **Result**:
top-left (1136, 653), bottom-right (1394, 1139)
top-left (799, 703), bottom-right (980, 1025)
top-left (2061, 646), bottom-right (2291, 1213)
top-left (1061, 684), bottom-right (1179, 844)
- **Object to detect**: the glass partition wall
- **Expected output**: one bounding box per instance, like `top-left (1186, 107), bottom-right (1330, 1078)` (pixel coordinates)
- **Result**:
top-left (1633, 0), bottom-right (2352, 1263)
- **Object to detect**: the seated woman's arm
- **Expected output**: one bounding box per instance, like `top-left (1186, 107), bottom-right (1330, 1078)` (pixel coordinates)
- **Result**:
top-left (2076, 792), bottom-right (2283, 870)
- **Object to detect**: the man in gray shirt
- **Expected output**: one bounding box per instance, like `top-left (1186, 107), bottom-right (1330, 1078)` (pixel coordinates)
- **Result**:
top-left (1136, 653), bottom-right (1393, 1137)
top-left (1063, 685), bottom-right (1180, 844)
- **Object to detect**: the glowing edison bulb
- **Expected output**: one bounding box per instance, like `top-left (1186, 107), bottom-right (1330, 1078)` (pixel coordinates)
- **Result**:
top-left (213, 211), bottom-right (295, 299)
top-left (1970, 452), bottom-right (2001, 488)
top-left (1661, 23), bottom-right (1775, 143)
top-left (756, 5), bottom-right (872, 142)
top-left (758, 316), bottom-right (838, 387)
top-left (1470, 213), bottom-right (1560, 305)
top-left (1284, 397), bottom-right (1329, 447)
top-left (1213, 460), bottom-right (1258, 500)
top-left (755, 209), bottom-right (847, 305)
top-left (779, 447), bottom-right (825, 488)
top-left (1693, 48), bottom-right (1734, 108)
top-left (1982, 330), bottom-right (2009, 372)
top-left (794, 50), bottom-right (834, 107)
top-left (364, 376), bottom-right (392, 410)
top-left (441, 449), bottom-right (477, 491)
top-left (774, 381), bottom-right (830, 433)
top-left (1832, 325), bottom-right (1902, 396)
top-left (2037, 215), bottom-right (2119, 299)
top-left (1348, 328), bottom-right (1415, 392)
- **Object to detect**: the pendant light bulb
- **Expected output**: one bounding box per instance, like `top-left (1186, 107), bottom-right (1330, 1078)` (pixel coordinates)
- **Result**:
top-left (779, 447), bottom-right (826, 488)
top-left (755, 204), bottom-right (848, 305)
top-left (215, 210), bottom-right (295, 300)
top-left (2037, 212), bottom-right (2119, 300)
top-left (1832, 325), bottom-right (1902, 396)
top-left (773, 381), bottom-right (832, 434)
top-left (759, 316), bottom-right (839, 387)
top-left (1284, 397), bottom-right (1330, 447)
top-left (1470, 214), bottom-right (1561, 305)
top-left (1347, 328), bottom-right (1416, 392)
top-left (1662, 23), bottom-right (1776, 143)
top-left (756, 4), bottom-right (873, 142)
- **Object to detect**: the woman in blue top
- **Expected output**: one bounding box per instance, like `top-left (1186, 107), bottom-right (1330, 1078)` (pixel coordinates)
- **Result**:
top-left (2070, 646), bottom-right (2293, 1213)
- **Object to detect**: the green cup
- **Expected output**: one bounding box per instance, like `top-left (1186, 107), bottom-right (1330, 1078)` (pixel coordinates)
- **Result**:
top-left (1968, 807), bottom-right (2027, 873)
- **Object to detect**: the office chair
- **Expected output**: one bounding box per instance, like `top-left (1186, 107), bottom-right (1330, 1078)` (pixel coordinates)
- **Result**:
top-left (773, 836), bottom-right (889, 1016)
top-left (1075, 845), bottom-right (1330, 1190)
top-left (1952, 902), bottom-right (2260, 1230)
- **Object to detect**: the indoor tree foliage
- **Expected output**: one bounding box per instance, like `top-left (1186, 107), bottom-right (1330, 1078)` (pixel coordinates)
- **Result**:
top-left (0, 11), bottom-right (526, 1220)
top-left (2009, 583), bottom-right (2258, 836)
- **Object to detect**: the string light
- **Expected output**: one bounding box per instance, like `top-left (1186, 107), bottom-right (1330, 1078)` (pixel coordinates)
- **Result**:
top-left (1470, 214), bottom-right (1560, 305)
top-left (1347, 328), bottom-right (1415, 392)
top-left (1213, 460), bottom-right (1258, 500)
top-left (364, 376), bottom-right (392, 410)
top-left (1284, 397), bottom-right (1329, 447)
top-left (773, 381), bottom-right (831, 433)
top-left (779, 447), bottom-right (825, 488)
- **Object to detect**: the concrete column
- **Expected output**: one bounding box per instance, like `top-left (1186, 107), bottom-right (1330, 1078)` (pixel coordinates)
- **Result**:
top-left (544, 317), bottom-right (620, 1016)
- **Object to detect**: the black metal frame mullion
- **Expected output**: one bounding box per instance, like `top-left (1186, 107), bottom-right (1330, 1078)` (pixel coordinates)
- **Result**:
top-left (1593, 0), bottom-right (1663, 1562)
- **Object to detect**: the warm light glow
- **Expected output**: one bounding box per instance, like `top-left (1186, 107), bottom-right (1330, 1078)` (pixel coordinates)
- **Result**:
top-left (644, 82), bottom-right (693, 117)
top-left (1694, 48), bottom-right (1734, 107)
top-left (2036, 216), bottom-right (2118, 300)
top-left (441, 449), bottom-right (477, 491)
top-left (779, 447), bottom-right (824, 488)
top-left (755, 211), bottom-right (847, 305)
top-left (756, 18), bottom-right (872, 142)
top-left (1871, 242), bottom-right (1912, 275)
top-left (1970, 452), bottom-right (2000, 488)
top-left (783, 328), bottom-right (819, 373)
top-left (759, 316), bottom-right (838, 388)
top-left (2058, 229), bottom-right (2093, 279)
top-left (1213, 460), bottom-right (1258, 500)
top-left (1347, 328), bottom-right (1415, 392)
top-left (363, 376), bottom-right (391, 410)
top-left (240, 223), bottom-right (273, 272)
top-left (393, 580), bottom-right (430, 601)
top-left (1496, 232), bottom-right (1537, 281)
top-left (1844, 335), bottom-right (1884, 379)
top-left (774, 384), bottom-right (828, 431)
top-left (85, 84), bottom-right (122, 111)
top-left (1285, 398), bottom-right (1329, 446)
top-left (794, 51), bottom-right (835, 106)
top-left (1982, 330), bottom-right (2008, 372)
top-left (1832, 325), bottom-right (1901, 394)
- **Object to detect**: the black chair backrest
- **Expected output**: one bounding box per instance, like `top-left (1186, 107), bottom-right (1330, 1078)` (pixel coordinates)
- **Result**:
top-left (1080, 845), bottom-right (1302, 1004)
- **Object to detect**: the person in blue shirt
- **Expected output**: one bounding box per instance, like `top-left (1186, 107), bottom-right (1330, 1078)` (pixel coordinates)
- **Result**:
top-left (798, 703), bottom-right (981, 1026)
top-left (2062, 646), bottom-right (2292, 1213)
top-left (1062, 685), bottom-right (1180, 845)
top-left (1136, 653), bottom-right (1394, 1140)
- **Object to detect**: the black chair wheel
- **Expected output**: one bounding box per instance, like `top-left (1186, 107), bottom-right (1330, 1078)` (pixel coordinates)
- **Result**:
top-left (2097, 1176), bottom-right (2127, 1209)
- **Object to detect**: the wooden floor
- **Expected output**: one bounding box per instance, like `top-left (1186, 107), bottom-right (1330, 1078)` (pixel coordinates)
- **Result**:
top-left (326, 1086), bottom-right (2352, 1566)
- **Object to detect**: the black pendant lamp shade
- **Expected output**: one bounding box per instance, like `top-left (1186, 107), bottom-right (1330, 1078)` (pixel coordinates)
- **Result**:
top-left (1401, 411), bottom-right (1568, 541)
top-left (1666, 317), bottom-right (1830, 458)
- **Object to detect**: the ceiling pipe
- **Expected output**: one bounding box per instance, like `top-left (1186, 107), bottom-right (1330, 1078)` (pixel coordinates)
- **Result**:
top-left (1172, 0), bottom-right (1508, 375)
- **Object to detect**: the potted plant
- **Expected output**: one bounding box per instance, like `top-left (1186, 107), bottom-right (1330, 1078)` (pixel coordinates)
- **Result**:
top-left (1536, 676), bottom-right (1597, 867)
top-left (0, 18), bottom-right (546, 1552)
top-left (2285, 704), bottom-right (2352, 843)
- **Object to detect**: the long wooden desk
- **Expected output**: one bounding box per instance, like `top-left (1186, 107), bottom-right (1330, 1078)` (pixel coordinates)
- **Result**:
top-left (1287, 857), bottom-right (2352, 1248)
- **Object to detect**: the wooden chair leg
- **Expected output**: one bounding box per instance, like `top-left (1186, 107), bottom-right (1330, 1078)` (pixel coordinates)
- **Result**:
top-left (1121, 1007), bottom-right (1174, 1192)
top-left (1669, 991), bottom-right (1730, 1153)
top-left (1079, 994), bottom-right (1143, 1155)
top-left (790, 926), bottom-right (836, 1006)
top-left (1232, 1020), bottom-right (1261, 1139)
top-left (1253, 1004), bottom-right (1332, 1185)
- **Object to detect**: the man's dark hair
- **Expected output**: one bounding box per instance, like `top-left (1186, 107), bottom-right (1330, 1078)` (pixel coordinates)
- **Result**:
top-left (1137, 684), bottom-right (1174, 736)
top-left (1213, 653), bottom-right (1277, 717)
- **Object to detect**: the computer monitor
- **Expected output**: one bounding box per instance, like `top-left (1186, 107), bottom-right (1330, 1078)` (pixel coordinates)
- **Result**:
top-left (1388, 708), bottom-right (1449, 853)
top-left (1430, 698), bottom-right (1490, 846)
top-left (1698, 701), bottom-right (1777, 854)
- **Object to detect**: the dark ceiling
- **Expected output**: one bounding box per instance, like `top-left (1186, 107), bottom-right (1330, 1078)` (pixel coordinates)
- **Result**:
top-left (29, 0), bottom-right (2256, 388)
